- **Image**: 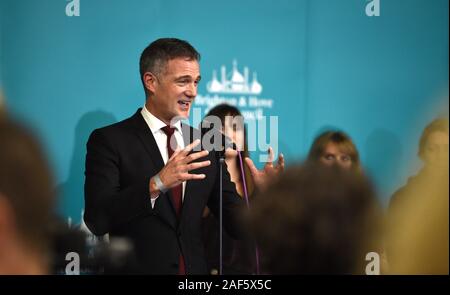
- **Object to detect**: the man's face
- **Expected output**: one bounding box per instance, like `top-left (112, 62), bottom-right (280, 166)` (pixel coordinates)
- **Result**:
top-left (146, 58), bottom-right (201, 124)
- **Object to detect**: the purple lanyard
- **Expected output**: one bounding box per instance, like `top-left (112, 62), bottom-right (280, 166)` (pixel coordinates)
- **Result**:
top-left (237, 150), bottom-right (261, 275)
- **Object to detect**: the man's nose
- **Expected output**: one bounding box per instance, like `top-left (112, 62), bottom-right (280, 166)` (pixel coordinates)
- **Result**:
top-left (185, 83), bottom-right (197, 98)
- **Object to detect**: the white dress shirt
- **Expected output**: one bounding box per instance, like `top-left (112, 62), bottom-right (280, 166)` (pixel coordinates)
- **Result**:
top-left (141, 105), bottom-right (186, 208)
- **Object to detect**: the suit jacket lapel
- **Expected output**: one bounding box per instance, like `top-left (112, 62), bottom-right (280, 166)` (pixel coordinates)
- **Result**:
top-left (180, 123), bottom-right (202, 226)
top-left (132, 109), bottom-right (165, 171)
top-left (131, 109), bottom-right (177, 229)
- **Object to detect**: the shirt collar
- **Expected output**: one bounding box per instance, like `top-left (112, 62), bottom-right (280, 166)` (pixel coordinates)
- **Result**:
top-left (141, 105), bottom-right (182, 134)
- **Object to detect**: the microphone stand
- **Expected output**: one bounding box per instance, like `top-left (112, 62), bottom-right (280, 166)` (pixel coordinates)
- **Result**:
top-left (219, 154), bottom-right (225, 276)
top-left (218, 148), bottom-right (261, 275)
top-left (237, 151), bottom-right (260, 275)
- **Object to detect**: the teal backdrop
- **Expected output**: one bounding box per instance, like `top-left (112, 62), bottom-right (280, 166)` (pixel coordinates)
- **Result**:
top-left (0, 0), bottom-right (448, 224)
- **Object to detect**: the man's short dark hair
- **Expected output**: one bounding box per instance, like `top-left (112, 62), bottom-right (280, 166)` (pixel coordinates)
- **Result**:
top-left (139, 38), bottom-right (200, 95)
top-left (0, 118), bottom-right (55, 254)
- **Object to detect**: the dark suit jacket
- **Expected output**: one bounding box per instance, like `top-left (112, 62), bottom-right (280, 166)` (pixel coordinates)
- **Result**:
top-left (84, 109), bottom-right (244, 274)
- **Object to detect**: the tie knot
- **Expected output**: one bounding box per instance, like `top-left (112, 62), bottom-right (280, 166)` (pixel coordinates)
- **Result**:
top-left (161, 126), bottom-right (176, 136)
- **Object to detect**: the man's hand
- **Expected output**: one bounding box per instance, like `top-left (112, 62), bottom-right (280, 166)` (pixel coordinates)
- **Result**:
top-left (151, 139), bottom-right (211, 196)
top-left (245, 147), bottom-right (285, 192)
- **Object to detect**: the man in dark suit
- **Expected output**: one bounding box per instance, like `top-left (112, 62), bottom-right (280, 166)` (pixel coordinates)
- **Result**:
top-left (84, 38), bottom-right (284, 274)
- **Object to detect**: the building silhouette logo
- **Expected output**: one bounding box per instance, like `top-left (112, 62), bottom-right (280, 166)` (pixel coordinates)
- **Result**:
top-left (207, 60), bottom-right (262, 95)
top-left (195, 59), bottom-right (273, 122)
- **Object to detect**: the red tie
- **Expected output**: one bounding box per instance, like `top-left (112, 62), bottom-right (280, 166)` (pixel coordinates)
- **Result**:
top-left (161, 126), bottom-right (186, 275)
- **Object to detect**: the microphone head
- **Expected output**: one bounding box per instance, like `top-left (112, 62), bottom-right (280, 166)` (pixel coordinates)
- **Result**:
top-left (199, 119), bottom-right (239, 159)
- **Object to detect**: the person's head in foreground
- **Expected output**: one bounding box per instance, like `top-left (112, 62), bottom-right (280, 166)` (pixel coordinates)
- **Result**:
top-left (307, 130), bottom-right (361, 172)
top-left (247, 163), bottom-right (382, 274)
top-left (0, 118), bottom-right (55, 274)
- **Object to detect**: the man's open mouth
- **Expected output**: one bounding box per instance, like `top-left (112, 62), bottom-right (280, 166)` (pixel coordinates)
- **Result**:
top-left (178, 100), bottom-right (190, 107)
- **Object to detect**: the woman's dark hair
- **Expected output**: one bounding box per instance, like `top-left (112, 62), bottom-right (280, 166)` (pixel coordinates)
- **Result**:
top-left (201, 104), bottom-right (254, 195)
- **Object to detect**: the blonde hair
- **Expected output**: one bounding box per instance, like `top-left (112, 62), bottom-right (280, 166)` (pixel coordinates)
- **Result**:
top-left (418, 117), bottom-right (449, 160)
top-left (307, 131), bottom-right (361, 171)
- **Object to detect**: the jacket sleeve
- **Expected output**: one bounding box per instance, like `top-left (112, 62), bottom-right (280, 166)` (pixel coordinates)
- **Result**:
top-left (84, 129), bottom-right (152, 236)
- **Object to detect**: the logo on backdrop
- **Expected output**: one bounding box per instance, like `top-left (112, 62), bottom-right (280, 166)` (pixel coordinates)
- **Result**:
top-left (195, 59), bottom-right (274, 121)
top-left (365, 0), bottom-right (380, 17)
top-left (193, 59), bottom-right (278, 161)
top-left (65, 0), bottom-right (80, 17)
top-left (206, 60), bottom-right (263, 95)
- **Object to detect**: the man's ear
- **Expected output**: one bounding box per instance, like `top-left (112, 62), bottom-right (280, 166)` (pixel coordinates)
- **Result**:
top-left (143, 72), bottom-right (158, 94)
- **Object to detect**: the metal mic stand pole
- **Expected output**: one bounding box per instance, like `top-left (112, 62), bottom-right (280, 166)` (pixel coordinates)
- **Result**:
top-left (219, 155), bottom-right (225, 276)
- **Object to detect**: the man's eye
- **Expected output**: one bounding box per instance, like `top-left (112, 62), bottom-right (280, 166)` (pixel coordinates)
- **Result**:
top-left (324, 155), bottom-right (334, 160)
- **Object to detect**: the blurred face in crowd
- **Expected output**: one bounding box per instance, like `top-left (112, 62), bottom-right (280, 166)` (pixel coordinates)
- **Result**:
top-left (223, 115), bottom-right (245, 158)
top-left (423, 131), bottom-right (449, 169)
top-left (320, 142), bottom-right (352, 170)
top-left (145, 58), bottom-right (201, 125)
